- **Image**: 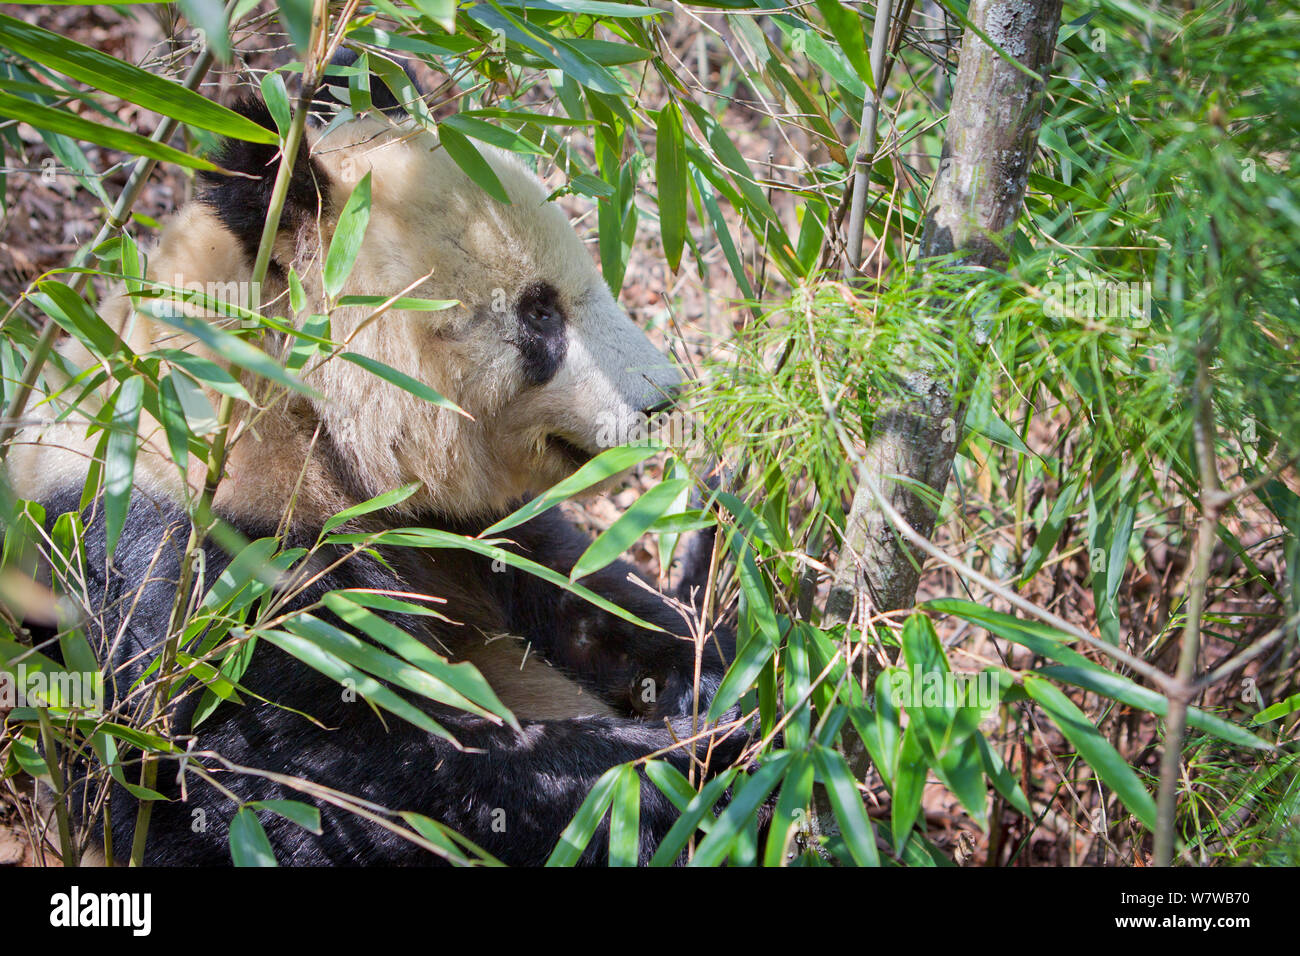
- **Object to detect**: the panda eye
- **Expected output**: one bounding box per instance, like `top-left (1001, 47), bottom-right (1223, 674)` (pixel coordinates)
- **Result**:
top-left (524, 302), bottom-right (555, 325)
top-left (517, 283), bottom-right (564, 333)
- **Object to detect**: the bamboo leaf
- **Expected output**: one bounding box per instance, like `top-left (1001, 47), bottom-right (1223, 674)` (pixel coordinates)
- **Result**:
top-left (103, 376), bottom-right (143, 558)
top-left (323, 172), bottom-right (372, 298)
top-left (322, 481), bottom-right (422, 534)
top-left (1024, 674), bottom-right (1158, 831)
top-left (656, 101), bottom-right (688, 272)
top-left (437, 123), bottom-right (510, 203)
top-left (0, 14), bottom-right (273, 142)
top-left (545, 765), bottom-right (621, 866)
top-left (480, 444), bottom-right (665, 536)
top-left (570, 479), bottom-right (691, 580)
top-left (229, 807), bottom-right (278, 866)
top-left (607, 763), bottom-right (642, 866)
top-left (813, 745), bottom-right (880, 866)
top-left (338, 352), bottom-right (470, 417)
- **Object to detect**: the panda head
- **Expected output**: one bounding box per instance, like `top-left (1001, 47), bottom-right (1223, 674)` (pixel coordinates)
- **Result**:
top-left (195, 98), bottom-right (681, 520)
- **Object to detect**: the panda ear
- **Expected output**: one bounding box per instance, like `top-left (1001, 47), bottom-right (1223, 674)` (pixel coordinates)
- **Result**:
top-left (311, 48), bottom-right (419, 119)
top-left (196, 96), bottom-right (326, 266)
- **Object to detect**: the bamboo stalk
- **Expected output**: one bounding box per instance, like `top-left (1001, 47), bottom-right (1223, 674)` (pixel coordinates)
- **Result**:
top-left (843, 0), bottom-right (894, 281)
top-left (128, 0), bottom-right (332, 867)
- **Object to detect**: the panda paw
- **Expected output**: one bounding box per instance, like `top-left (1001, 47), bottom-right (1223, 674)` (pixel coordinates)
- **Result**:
top-left (634, 668), bottom-right (727, 721)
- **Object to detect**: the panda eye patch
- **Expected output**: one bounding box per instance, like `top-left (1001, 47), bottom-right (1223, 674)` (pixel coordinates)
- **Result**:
top-left (512, 282), bottom-right (567, 385)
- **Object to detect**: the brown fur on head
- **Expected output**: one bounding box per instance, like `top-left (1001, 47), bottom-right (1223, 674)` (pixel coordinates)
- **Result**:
top-left (9, 107), bottom-right (681, 527)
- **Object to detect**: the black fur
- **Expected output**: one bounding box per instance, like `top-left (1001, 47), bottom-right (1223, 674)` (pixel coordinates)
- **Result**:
top-left (197, 50), bottom-right (418, 268)
top-left (311, 48), bottom-right (419, 118)
top-left (512, 282), bottom-right (568, 386)
top-left (43, 486), bottom-right (741, 866)
top-left (196, 97), bottom-right (327, 265)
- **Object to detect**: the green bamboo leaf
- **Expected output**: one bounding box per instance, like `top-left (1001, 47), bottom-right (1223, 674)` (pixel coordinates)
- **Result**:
top-left (157, 374), bottom-right (191, 482)
top-left (480, 443), bottom-right (665, 536)
top-left (440, 114), bottom-right (547, 155)
top-left (247, 799), bottom-right (321, 835)
top-left (330, 526), bottom-right (663, 633)
top-left (925, 599), bottom-right (1273, 751)
top-left (763, 752), bottom-right (814, 866)
top-left (1252, 692), bottom-right (1300, 725)
top-left (283, 613), bottom-right (502, 721)
top-left (336, 590), bottom-right (449, 620)
top-left (103, 376), bottom-right (143, 558)
top-left (31, 280), bottom-right (126, 359)
top-left (409, 0), bottom-right (456, 30)
top-left (178, 0), bottom-right (232, 63)
top-left (643, 760), bottom-right (708, 821)
top-left (927, 733), bottom-right (989, 829)
top-left (0, 14), bottom-right (273, 143)
top-left (157, 349), bottom-right (253, 401)
top-left (322, 481), bottom-right (421, 534)
top-left (399, 811), bottom-right (505, 866)
top-left (288, 268), bottom-right (306, 313)
top-left (321, 593), bottom-right (516, 726)
top-left (565, 37), bottom-right (654, 66)
top-left (438, 123), bottom-right (510, 203)
top-left (338, 352), bottom-right (469, 418)
top-left (975, 733), bottom-right (1032, 817)
top-left (149, 307), bottom-right (318, 398)
top-left (856, 671), bottom-right (902, 783)
top-left (656, 101), bottom-right (688, 272)
top-left (323, 172), bottom-right (372, 298)
top-left (276, 0), bottom-right (313, 54)
top-left (515, 0), bottom-right (657, 15)
top-left (689, 754), bottom-right (791, 866)
top-left (1023, 674), bottom-right (1158, 831)
top-left (466, 3), bottom-right (626, 95)
top-left (608, 763), bottom-right (642, 867)
top-left (812, 745), bottom-right (880, 867)
top-left (369, 52), bottom-right (435, 123)
top-left (545, 765), bottom-right (621, 866)
top-left (336, 295), bottom-right (458, 311)
top-left (460, 108), bottom-right (598, 128)
top-left (647, 769), bottom-right (734, 865)
top-left (570, 479), bottom-right (691, 580)
top-left (891, 724), bottom-right (926, 853)
top-left (1020, 478), bottom-right (1081, 582)
top-left (259, 71), bottom-right (291, 137)
top-left (690, 165), bottom-right (754, 298)
top-left (260, 628), bottom-right (454, 741)
top-left (707, 535), bottom-right (783, 720)
top-left (229, 807), bottom-right (278, 866)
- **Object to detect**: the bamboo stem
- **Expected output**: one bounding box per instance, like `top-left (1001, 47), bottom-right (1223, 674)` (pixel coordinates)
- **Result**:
top-left (128, 0), bottom-right (332, 866)
top-left (843, 0), bottom-right (894, 281)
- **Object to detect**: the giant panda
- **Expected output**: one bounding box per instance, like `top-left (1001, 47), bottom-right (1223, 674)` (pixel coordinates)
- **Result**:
top-left (5, 70), bottom-right (744, 865)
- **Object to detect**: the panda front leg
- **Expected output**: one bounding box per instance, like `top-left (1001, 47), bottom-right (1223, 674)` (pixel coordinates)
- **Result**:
top-left (493, 511), bottom-right (735, 720)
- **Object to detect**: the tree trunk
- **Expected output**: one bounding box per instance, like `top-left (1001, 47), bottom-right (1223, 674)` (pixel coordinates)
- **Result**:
top-left (825, 0), bottom-right (1063, 625)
